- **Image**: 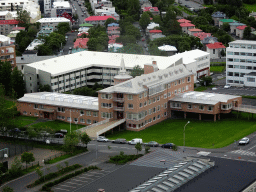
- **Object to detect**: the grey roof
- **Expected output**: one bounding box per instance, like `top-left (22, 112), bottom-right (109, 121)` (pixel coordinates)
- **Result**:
top-left (17, 92), bottom-right (99, 111)
top-left (99, 64), bottom-right (192, 94)
top-left (16, 55), bottom-right (56, 64)
top-left (245, 72), bottom-right (256, 76)
top-left (202, 36), bottom-right (218, 44)
top-left (170, 91), bottom-right (241, 105)
top-left (229, 22), bottom-right (246, 26)
top-left (211, 11), bottom-right (226, 18)
top-left (229, 40), bottom-right (256, 45)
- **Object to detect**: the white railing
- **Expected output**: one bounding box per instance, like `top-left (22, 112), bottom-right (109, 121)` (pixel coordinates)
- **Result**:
top-left (97, 119), bottom-right (126, 136)
top-left (232, 104), bottom-right (256, 113)
top-left (77, 118), bottom-right (109, 132)
top-left (114, 106), bottom-right (124, 111)
top-left (113, 97), bottom-right (124, 102)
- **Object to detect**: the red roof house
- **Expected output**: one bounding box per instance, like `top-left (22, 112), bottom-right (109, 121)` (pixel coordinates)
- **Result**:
top-left (12, 27), bottom-right (25, 31)
top-left (0, 20), bottom-right (19, 25)
top-left (149, 30), bottom-right (162, 33)
top-left (193, 32), bottom-right (212, 41)
top-left (85, 16), bottom-right (116, 26)
top-left (206, 42), bottom-right (226, 59)
top-left (143, 7), bottom-right (160, 15)
top-left (177, 19), bottom-right (191, 23)
top-left (74, 38), bottom-right (89, 49)
top-left (180, 22), bottom-right (195, 34)
top-left (206, 42), bottom-right (226, 49)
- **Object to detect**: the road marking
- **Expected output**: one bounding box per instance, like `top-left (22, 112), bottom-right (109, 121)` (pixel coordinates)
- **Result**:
top-left (87, 144), bottom-right (95, 146)
top-left (98, 145), bottom-right (106, 146)
top-left (66, 182), bottom-right (82, 185)
top-left (120, 147), bottom-right (129, 149)
top-left (59, 185), bottom-right (77, 188)
top-left (197, 151), bottom-right (211, 156)
top-left (248, 144), bottom-right (256, 151)
top-left (111, 146), bottom-right (117, 148)
top-left (53, 187), bottom-right (70, 191)
top-left (71, 178), bottom-right (86, 182)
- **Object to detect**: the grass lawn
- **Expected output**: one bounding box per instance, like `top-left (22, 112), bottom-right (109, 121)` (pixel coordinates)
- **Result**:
top-left (106, 112), bottom-right (256, 148)
top-left (31, 120), bottom-right (85, 133)
top-left (4, 99), bottom-right (16, 109)
top-left (12, 116), bottom-right (38, 127)
top-left (210, 66), bottom-right (225, 72)
top-left (244, 3), bottom-right (256, 12)
top-left (177, 5), bottom-right (195, 16)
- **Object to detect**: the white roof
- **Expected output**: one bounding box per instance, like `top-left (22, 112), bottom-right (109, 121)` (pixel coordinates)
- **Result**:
top-left (0, 35), bottom-right (10, 44)
top-left (158, 45), bottom-right (177, 52)
top-left (17, 92), bottom-right (99, 111)
top-left (229, 40), bottom-right (256, 45)
top-left (26, 39), bottom-right (43, 50)
top-left (108, 43), bottom-right (123, 48)
top-left (37, 17), bottom-right (70, 23)
top-left (99, 64), bottom-right (192, 94)
top-left (0, 11), bottom-right (17, 17)
top-left (147, 22), bottom-right (159, 30)
top-left (170, 50), bottom-right (209, 65)
top-left (26, 50), bottom-right (183, 76)
top-left (170, 91), bottom-right (241, 105)
top-left (10, 30), bottom-right (20, 34)
top-left (53, 1), bottom-right (71, 8)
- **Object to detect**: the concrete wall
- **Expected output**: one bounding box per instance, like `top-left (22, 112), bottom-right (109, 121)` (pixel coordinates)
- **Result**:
top-left (24, 65), bottom-right (38, 93)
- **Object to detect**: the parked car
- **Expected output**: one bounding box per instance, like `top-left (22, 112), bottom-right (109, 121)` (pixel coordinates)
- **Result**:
top-left (212, 87), bottom-right (218, 90)
top-left (97, 136), bottom-right (109, 142)
top-left (144, 141), bottom-right (159, 147)
top-left (10, 128), bottom-right (21, 133)
top-left (239, 137), bottom-right (250, 145)
top-left (69, 47), bottom-right (72, 50)
top-left (128, 138), bottom-right (143, 145)
top-left (161, 143), bottom-right (174, 149)
top-left (54, 133), bottom-right (64, 138)
top-left (142, 38), bottom-right (145, 41)
top-left (112, 138), bottom-right (127, 144)
top-left (224, 84), bottom-right (231, 89)
top-left (40, 131), bottom-right (50, 137)
top-left (65, 36), bottom-right (68, 40)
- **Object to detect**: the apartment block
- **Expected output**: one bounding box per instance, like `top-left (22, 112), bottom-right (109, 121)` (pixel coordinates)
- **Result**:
top-left (37, 17), bottom-right (71, 31)
top-left (0, 35), bottom-right (16, 68)
top-left (0, 20), bottom-right (19, 35)
top-left (226, 40), bottom-right (256, 87)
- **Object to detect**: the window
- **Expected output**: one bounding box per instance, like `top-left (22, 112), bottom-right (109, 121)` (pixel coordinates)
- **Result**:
top-left (74, 118), bottom-right (78, 122)
top-left (187, 77), bottom-right (191, 82)
top-left (178, 88), bottom-right (181, 93)
top-left (174, 90), bottom-right (177, 94)
top-left (101, 94), bottom-right (112, 99)
top-left (67, 117), bottom-right (71, 122)
top-left (247, 77), bottom-right (255, 82)
top-left (128, 95), bottom-right (133, 100)
top-left (182, 78), bottom-right (185, 83)
top-left (144, 92), bottom-right (147, 97)
top-left (39, 105), bottom-right (44, 109)
top-left (80, 110), bottom-right (84, 115)
top-left (140, 103), bottom-right (143, 108)
top-left (157, 115), bottom-right (160, 119)
top-left (174, 81), bottom-right (177, 86)
top-left (101, 103), bottom-right (112, 108)
top-left (164, 112), bottom-right (167, 116)
top-left (101, 112), bottom-right (113, 118)
top-left (86, 111), bottom-right (91, 116)
top-left (178, 80), bottom-right (181, 84)
top-left (87, 119), bottom-right (92, 124)
top-left (157, 96), bottom-right (160, 101)
top-left (148, 99), bottom-right (151, 105)
top-left (213, 49), bottom-right (215, 54)
top-left (153, 116), bottom-right (156, 121)
top-left (188, 104), bottom-right (192, 109)
top-left (93, 112), bottom-right (98, 117)
top-left (199, 105), bottom-right (204, 110)
top-left (208, 106), bottom-right (213, 111)
top-left (58, 107), bottom-right (65, 112)
top-left (153, 97), bottom-right (156, 103)
top-left (164, 94), bottom-right (167, 99)
top-left (144, 101), bottom-right (147, 106)
top-left (149, 118), bottom-right (152, 123)
top-left (164, 102), bottom-right (167, 109)
top-left (153, 107), bottom-right (156, 113)
top-left (168, 92), bottom-right (171, 97)
top-left (139, 93), bottom-right (143, 99)
top-left (128, 104), bottom-right (133, 109)
top-left (149, 109), bottom-right (152, 115)
top-left (172, 103), bottom-right (181, 108)
top-left (157, 105), bottom-right (160, 111)
top-left (80, 118), bottom-right (85, 123)
top-left (34, 113), bottom-right (38, 116)
top-left (34, 104), bottom-right (38, 109)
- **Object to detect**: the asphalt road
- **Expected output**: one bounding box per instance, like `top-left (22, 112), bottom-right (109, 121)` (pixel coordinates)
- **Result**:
top-left (177, 0), bottom-right (204, 10)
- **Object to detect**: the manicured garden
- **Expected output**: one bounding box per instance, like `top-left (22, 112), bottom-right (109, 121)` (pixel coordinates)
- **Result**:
top-left (210, 66), bottom-right (225, 73)
top-left (244, 3), bottom-right (256, 12)
top-left (106, 112), bottom-right (256, 149)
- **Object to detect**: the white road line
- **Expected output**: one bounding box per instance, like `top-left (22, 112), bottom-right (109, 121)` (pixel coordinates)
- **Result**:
top-left (120, 147), bottom-right (129, 149)
top-left (53, 187), bottom-right (70, 191)
top-left (65, 182), bottom-right (82, 185)
top-left (248, 144), bottom-right (256, 150)
top-left (59, 184), bottom-right (77, 188)
top-left (71, 178), bottom-right (86, 182)
top-left (111, 146), bottom-right (117, 148)
top-left (98, 145), bottom-right (106, 146)
top-left (87, 144), bottom-right (95, 146)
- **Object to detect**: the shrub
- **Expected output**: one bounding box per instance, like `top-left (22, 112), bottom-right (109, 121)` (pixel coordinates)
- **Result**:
top-left (172, 144), bottom-right (178, 151)
top-left (109, 154), bottom-right (143, 164)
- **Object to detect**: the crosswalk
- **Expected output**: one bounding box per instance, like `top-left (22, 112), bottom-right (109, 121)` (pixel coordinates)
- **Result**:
top-left (197, 151), bottom-right (211, 156)
top-left (229, 150), bottom-right (256, 157)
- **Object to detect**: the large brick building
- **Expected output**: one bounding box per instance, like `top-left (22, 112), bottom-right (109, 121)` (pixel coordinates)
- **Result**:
top-left (0, 35), bottom-right (16, 68)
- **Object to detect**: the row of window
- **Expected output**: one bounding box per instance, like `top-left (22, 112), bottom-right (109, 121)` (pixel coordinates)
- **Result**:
top-left (228, 65), bottom-right (256, 70)
top-left (56, 116), bottom-right (97, 124)
top-left (229, 44), bottom-right (256, 49)
top-left (227, 58), bottom-right (256, 63)
top-left (227, 79), bottom-right (244, 84)
top-left (227, 52), bottom-right (256, 56)
top-left (171, 103), bottom-right (233, 110)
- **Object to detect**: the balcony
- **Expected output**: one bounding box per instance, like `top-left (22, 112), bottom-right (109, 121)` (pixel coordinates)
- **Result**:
top-left (113, 97), bottom-right (124, 102)
top-left (114, 106), bottom-right (124, 111)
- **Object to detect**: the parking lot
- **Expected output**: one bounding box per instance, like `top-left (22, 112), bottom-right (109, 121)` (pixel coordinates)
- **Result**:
top-left (176, 0), bottom-right (204, 10)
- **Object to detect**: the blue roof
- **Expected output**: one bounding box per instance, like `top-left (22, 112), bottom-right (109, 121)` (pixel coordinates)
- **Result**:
top-left (108, 23), bottom-right (119, 27)
top-left (212, 11), bottom-right (226, 18)
top-left (229, 22), bottom-right (246, 26)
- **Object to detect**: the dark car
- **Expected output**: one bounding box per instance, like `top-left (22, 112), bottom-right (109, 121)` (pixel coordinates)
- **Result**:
top-left (144, 141), bottom-right (159, 147)
top-left (10, 128), bottom-right (21, 133)
top-left (161, 143), bottom-right (174, 149)
top-left (54, 133), bottom-right (64, 138)
top-left (112, 138), bottom-right (127, 144)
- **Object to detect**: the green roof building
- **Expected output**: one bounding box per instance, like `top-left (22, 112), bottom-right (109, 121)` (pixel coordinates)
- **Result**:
top-left (219, 19), bottom-right (237, 27)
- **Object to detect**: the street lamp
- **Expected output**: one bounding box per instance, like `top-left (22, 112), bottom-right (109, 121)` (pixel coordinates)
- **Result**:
top-left (70, 109), bottom-right (72, 134)
top-left (75, 114), bottom-right (84, 130)
top-left (183, 121), bottom-right (190, 152)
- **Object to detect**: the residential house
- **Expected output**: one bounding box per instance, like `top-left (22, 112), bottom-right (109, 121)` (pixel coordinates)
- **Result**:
top-left (108, 23), bottom-right (119, 27)
top-left (177, 19), bottom-right (191, 24)
top-left (149, 30), bottom-right (163, 40)
top-left (0, 11), bottom-right (17, 20)
top-left (229, 22), bottom-right (246, 34)
top-left (249, 12), bottom-right (256, 19)
top-left (108, 43), bottom-right (123, 52)
top-left (146, 22), bottom-right (159, 35)
top-left (158, 45), bottom-right (177, 56)
top-left (37, 17), bottom-right (71, 31)
top-left (206, 42), bottom-right (226, 59)
top-left (51, 1), bottom-right (72, 17)
top-left (180, 22), bottom-right (195, 34)
top-left (107, 26), bottom-right (120, 36)
top-left (94, 7), bottom-right (115, 16)
top-left (236, 25), bottom-right (254, 39)
top-left (0, 20), bottom-right (19, 36)
top-left (188, 28), bottom-right (202, 36)
top-left (202, 36), bottom-right (218, 51)
top-left (219, 19), bottom-right (236, 28)
top-left (37, 25), bottom-right (53, 37)
top-left (74, 38), bottom-right (89, 50)
top-left (0, 34), bottom-right (16, 69)
top-left (108, 35), bottom-right (119, 44)
top-left (26, 39), bottom-right (44, 51)
top-left (211, 11), bottom-right (226, 26)
top-left (193, 32), bottom-right (212, 43)
top-left (84, 16), bottom-right (116, 26)
top-left (101, 12), bottom-right (120, 21)
top-left (7, 30), bottom-right (20, 43)
top-left (143, 7), bottom-right (160, 16)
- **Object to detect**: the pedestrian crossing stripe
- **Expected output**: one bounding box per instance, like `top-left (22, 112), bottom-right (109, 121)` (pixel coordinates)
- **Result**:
top-left (197, 151), bottom-right (211, 156)
top-left (229, 150), bottom-right (256, 156)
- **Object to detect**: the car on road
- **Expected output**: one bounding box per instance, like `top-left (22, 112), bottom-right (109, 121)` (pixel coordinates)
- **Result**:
top-left (239, 137), bottom-right (250, 145)
top-left (97, 136), bottom-right (109, 142)
top-left (128, 138), bottom-right (143, 145)
top-left (224, 84), bottom-right (231, 89)
top-left (161, 143), bottom-right (174, 149)
top-left (54, 133), bottom-right (64, 138)
top-left (142, 38), bottom-right (145, 41)
top-left (144, 141), bottom-right (159, 147)
top-left (69, 47), bottom-right (72, 50)
top-left (112, 138), bottom-right (127, 144)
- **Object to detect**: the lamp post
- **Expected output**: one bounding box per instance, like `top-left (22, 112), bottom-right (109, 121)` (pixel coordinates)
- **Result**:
top-left (183, 121), bottom-right (190, 153)
top-left (76, 114), bottom-right (84, 130)
top-left (70, 109), bottom-right (72, 134)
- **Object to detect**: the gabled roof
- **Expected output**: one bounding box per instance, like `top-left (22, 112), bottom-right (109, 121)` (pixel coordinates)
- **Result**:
top-left (180, 23), bottom-right (195, 27)
top-left (193, 32), bottom-right (212, 40)
top-left (229, 22), bottom-right (246, 26)
top-left (143, 7), bottom-right (159, 12)
top-left (85, 16), bottom-right (116, 21)
top-left (236, 25), bottom-right (247, 30)
top-left (149, 30), bottom-right (162, 33)
top-left (37, 17), bottom-right (70, 23)
top-left (177, 19), bottom-right (191, 23)
top-left (147, 22), bottom-right (159, 30)
top-left (158, 45), bottom-right (177, 52)
top-left (206, 42), bottom-right (226, 49)
top-left (211, 11), bottom-right (226, 18)
top-left (0, 20), bottom-right (19, 25)
top-left (74, 38), bottom-right (89, 49)
top-left (202, 36), bottom-right (218, 44)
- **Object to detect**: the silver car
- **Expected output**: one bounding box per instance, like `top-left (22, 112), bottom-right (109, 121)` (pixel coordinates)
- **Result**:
top-left (97, 136), bottom-right (109, 142)
top-left (239, 137), bottom-right (249, 145)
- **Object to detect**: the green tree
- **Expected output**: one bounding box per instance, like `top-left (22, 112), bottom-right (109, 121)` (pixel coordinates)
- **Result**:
top-left (35, 167), bottom-right (43, 179)
top-left (21, 152), bottom-right (35, 169)
top-left (2, 186), bottom-right (14, 192)
top-left (63, 132), bottom-right (80, 153)
top-left (222, 22), bottom-right (230, 32)
top-left (139, 12), bottom-right (151, 30)
top-left (200, 76), bottom-right (212, 86)
top-left (135, 143), bottom-right (142, 154)
top-left (47, 32), bottom-right (65, 51)
top-left (56, 22), bottom-right (71, 35)
top-left (243, 26), bottom-right (252, 40)
top-left (145, 145), bottom-right (150, 154)
top-left (220, 49), bottom-right (225, 57)
top-left (117, 43), bottom-right (143, 54)
top-left (116, 35), bottom-right (136, 46)
top-left (39, 84), bottom-right (51, 92)
top-left (127, 0), bottom-right (140, 20)
top-left (11, 67), bottom-right (25, 98)
top-left (80, 132), bottom-right (91, 147)
top-left (36, 44), bottom-right (53, 56)
top-left (124, 25), bottom-right (141, 40)
top-left (0, 61), bottom-right (12, 96)
top-left (17, 10), bottom-right (30, 27)
top-left (130, 65), bottom-right (144, 77)
top-left (104, 18), bottom-right (117, 28)
top-left (9, 157), bottom-right (22, 177)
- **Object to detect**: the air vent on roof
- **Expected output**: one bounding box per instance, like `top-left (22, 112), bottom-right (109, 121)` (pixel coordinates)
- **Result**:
top-left (153, 75), bottom-right (156, 79)
top-left (179, 68), bottom-right (183, 73)
top-left (138, 81), bottom-right (143, 86)
top-left (54, 60), bottom-right (57, 62)
top-left (143, 78), bottom-right (146, 82)
top-left (158, 75), bottom-right (162, 79)
top-left (42, 63), bottom-right (45, 65)
top-left (169, 71), bottom-right (173, 76)
top-left (148, 77), bottom-right (151, 80)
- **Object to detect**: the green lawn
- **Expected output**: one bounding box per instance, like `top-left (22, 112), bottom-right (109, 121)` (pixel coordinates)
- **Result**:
top-left (12, 116), bottom-right (38, 127)
top-left (177, 5), bottom-right (195, 16)
top-left (210, 66), bottom-right (225, 72)
top-left (4, 99), bottom-right (16, 109)
top-left (194, 85), bottom-right (215, 91)
top-left (106, 112), bottom-right (256, 148)
top-left (31, 120), bottom-right (85, 133)
top-left (244, 3), bottom-right (256, 12)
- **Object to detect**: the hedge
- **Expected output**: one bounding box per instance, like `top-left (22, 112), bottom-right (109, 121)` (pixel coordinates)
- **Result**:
top-left (41, 166), bottom-right (98, 191)
top-left (109, 154), bottom-right (143, 164)
top-left (27, 164), bottom-right (82, 188)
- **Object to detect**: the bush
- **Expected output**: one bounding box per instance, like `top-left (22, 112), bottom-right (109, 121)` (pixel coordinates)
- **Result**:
top-left (109, 154), bottom-right (143, 164)
top-left (172, 144), bottom-right (178, 151)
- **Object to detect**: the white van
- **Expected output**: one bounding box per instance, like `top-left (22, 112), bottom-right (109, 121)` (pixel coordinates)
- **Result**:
top-left (128, 138), bottom-right (143, 145)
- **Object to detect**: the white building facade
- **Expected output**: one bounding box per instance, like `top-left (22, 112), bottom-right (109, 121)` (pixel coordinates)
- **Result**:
top-left (37, 17), bottom-right (71, 30)
top-left (226, 40), bottom-right (256, 87)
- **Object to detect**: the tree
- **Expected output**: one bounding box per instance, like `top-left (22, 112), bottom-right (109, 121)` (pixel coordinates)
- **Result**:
top-left (35, 167), bottom-right (43, 179)
top-left (9, 157), bottom-right (22, 177)
top-left (243, 26), bottom-right (252, 40)
top-left (63, 132), bottom-right (80, 153)
top-left (0, 61), bottom-right (12, 96)
top-left (117, 43), bottom-right (143, 54)
top-left (39, 84), bottom-right (51, 92)
top-left (127, 0), bottom-right (140, 20)
top-left (21, 152), bottom-right (35, 169)
top-left (220, 49), bottom-right (225, 57)
top-left (80, 132), bottom-right (91, 148)
top-left (200, 76), bottom-right (212, 86)
top-left (124, 25), bottom-right (141, 39)
top-left (104, 18), bottom-right (117, 28)
top-left (116, 35), bottom-right (136, 46)
top-left (130, 65), bottom-right (144, 77)
top-left (222, 22), bottom-right (230, 32)
top-left (56, 22), bottom-right (71, 35)
top-left (135, 143), bottom-right (142, 154)
top-left (17, 10), bottom-right (30, 27)
top-left (37, 44), bottom-right (53, 56)
top-left (145, 145), bottom-right (150, 154)
top-left (139, 12), bottom-right (151, 30)
top-left (11, 67), bottom-right (25, 98)
top-left (2, 186), bottom-right (14, 192)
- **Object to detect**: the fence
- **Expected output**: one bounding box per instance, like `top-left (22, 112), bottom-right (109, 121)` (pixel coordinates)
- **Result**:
top-left (210, 58), bottom-right (226, 63)
top-left (0, 143), bottom-right (33, 161)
